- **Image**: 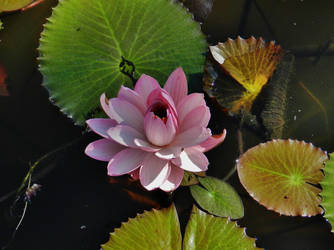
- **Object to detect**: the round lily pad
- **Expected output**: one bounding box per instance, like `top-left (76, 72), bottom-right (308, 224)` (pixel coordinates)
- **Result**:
top-left (39, 0), bottom-right (206, 124)
top-left (321, 152), bottom-right (334, 231)
top-left (237, 139), bottom-right (328, 216)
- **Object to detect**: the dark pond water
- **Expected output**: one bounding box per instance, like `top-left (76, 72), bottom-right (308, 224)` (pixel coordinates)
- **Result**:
top-left (0, 0), bottom-right (334, 249)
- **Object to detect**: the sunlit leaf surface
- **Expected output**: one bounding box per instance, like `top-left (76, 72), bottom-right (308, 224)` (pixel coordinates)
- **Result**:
top-left (190, 176), bottom-right (244, 218)
top-left (39, 0), bottom-right (206, 124)
top-left (102, 204), bottom-right (259, 249)
top-left (237, 139), bottom-right (328, 216)
top-left (206, 36), bottom-right (282, 114)
top-left (321, 152), bottom-right (334, 231)
top-left (183, 206), bottom-right (260, 250)
top-left (102, 205), bottom-right (181, 250)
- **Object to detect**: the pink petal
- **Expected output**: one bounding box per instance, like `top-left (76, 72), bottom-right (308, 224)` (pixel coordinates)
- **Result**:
top-left (173, 147), bottom-right (208, 172)
top-left (109, 98), bottom-right (144, 132)
top-left (147, 88), bottom-right (177, 115)
top-left (118, 86), bottom-right (147, 114)
top-left (139, 154), bottom-right (171, 191)
top-left (155, 147), bottom-right (182, 160)
top-left (179, 106), bottom-right (210, 132)
top-left (144, 112), bottom-right (176, 146)
top-left (86, 118), bottom-right (117, 138)
top-left (107, 148), bottom-right (148, 176)
top-left (85, 139), bottom-right (124, 162)
top-left (159, 164), bottom-right (184, 192)
top-left (176, 93), bottom-right (206, 123)
top-left (193, 129), bottom-right (227, 152)
top-left (100, 93), bottom-right (114, 119)
top-left (107, 125), bottom-right (145, 148)
top-left (134, 74), bottom-right (160, 101)
top-left (163, 67), bottom-right (188, 106)
top-left (134, 138), bottom-right (161, 152)
top-left (173, 127), bottom-right (211, 148)
top-left (146, 88), bottom-right (179, 130)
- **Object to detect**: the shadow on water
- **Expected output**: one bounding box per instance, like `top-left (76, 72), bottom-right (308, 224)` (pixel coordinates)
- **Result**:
top-left (0, 0), bottom-right (334, 249)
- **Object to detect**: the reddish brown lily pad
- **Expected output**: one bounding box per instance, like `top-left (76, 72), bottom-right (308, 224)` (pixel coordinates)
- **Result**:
top-left (237, 139), bottom-right (328, 216)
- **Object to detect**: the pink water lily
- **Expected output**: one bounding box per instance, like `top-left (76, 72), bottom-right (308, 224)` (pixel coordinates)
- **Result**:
top-left (85, 68), bottom-right (226, 192)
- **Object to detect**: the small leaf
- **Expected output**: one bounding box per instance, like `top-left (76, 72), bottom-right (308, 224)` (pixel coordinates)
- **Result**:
top-left (102, 205), bottom-right (181, 250)
top-left (183, 206), bottom-right (261, 250)
top-left (321, 152), bottom-right (334, 231)
top-left (39, 0), bottom-right (206, 124)
top-left (190, 176), bottom-right (244, 218)
top-left (237, 139), bottom-right (328, 216)
top-left (181, 171), bottom-right (206, 186)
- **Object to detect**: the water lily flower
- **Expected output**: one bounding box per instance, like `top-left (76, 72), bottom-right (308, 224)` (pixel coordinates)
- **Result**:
top-left (85, 68), bottom-right (226, 192)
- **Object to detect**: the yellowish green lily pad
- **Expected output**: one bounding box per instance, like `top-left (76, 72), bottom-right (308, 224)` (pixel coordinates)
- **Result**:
top-left (102, 204), bottom-right (260, 249)
top-left (183, 206), bottom-right (260, 250)
top-left (237, 139), bottom-right (328, 216)
top-left (0, 0), bottom-right (35, 12)
top-left (102, 205), bottom-right (181, 250)
top-left (321, 152), bottom-right (334, 231)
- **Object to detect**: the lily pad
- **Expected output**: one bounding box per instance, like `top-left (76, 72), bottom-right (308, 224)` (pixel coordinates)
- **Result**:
top-left (102, 204), bottom-right (260, 249)
top-left (183, 206), bottom-right (260, 250)
top-left (321, 152), bottom-right (334, 231)
top-left (204, 37), bottom-right (282, 115)
top-left (0, 0), bottom-right (34, 12)
top-left (39, 0), bottom-right (206, 124)
top-left (101, 205), bottom-right (182, 250)
top-left (237, 139), bottom-right (328, 216)
top-left (190, 176), bottom-right (244, 218)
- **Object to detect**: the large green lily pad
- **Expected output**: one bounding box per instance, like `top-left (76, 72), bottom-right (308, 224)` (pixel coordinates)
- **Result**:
top-left (102, 204), bottom-right (260, 249)
top-left (39, 0), bottom-right (206, 124)
top-left (321, 152), bottom-right (334, 231)
top-left (237, 139), bottom-right (328, 216)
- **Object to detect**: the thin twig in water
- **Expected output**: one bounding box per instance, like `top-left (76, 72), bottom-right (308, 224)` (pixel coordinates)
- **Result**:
top-left (0, 137), bottom-right (81, 205)
top-left (298, 81), bottom-right (329, 137)
top-left (2, 176), bottom-right (31, 250)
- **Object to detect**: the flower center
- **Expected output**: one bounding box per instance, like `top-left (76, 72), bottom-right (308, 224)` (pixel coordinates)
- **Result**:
top-left (150, 102), bottom-right (168, 123)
